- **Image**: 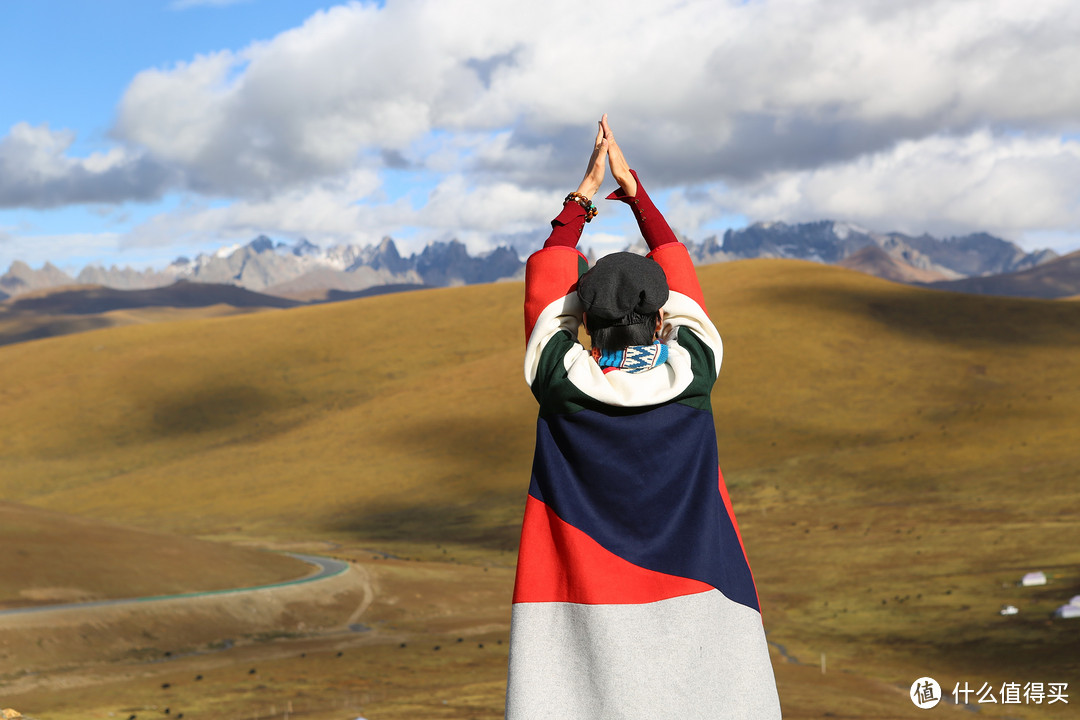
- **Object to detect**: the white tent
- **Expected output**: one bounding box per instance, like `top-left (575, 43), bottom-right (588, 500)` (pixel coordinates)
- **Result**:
top-left (1053, 604), bottom-right (1080, 619)
top-left (1021, 571), bottom-right (1047, 587)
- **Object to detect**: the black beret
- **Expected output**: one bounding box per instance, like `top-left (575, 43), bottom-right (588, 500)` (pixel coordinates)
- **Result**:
top-left (577, 252), bottom-right (669, 324)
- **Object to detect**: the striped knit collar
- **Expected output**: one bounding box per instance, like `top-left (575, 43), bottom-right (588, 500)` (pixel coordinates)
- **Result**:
top-left (592, 341), bottom-right (669, 374)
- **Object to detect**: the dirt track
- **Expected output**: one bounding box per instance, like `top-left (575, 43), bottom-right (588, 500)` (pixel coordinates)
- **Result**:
top-left (0, 557), bottom-right (373, 684)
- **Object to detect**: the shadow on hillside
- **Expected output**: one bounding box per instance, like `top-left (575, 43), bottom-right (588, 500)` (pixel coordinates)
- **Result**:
top-left (757, 284), bottom-right (1080, 347)
top-left (147, 383), bottom-right (289, 437)
top-left (383, 415), bottom-right (531, 475)
top-left (320, 284), bottom-right (429, 303)
top-left (329, 493), bottom-right (524, 552)
top-left (6, 282), bottom-right (300, 314)
top-left (904, 613), bottom-right (1080, 678)
top-left (329, 414), bottom-right (531, 550)
top-left (0, 316), bottom-right (116, 346)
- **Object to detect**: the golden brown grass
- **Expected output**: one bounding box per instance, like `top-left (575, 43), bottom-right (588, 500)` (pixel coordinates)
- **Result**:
top-left (2, 259), bottom-right (1080, 718)
top-left (0, 503), bottom-right (308, 609)
top-left (0, 301), bottom-right (278, 346)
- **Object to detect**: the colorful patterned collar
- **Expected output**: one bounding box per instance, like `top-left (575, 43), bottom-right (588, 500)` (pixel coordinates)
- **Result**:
top-left (593, 341), bottom-right (669, 374)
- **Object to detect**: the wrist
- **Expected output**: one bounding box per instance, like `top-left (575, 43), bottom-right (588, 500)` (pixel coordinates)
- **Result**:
top-left (574, 182), bottom-right (599, 201)
top-left (613, 173), bottom-right (636, 198)
top-left (565, 191), bottom-right (598, 222)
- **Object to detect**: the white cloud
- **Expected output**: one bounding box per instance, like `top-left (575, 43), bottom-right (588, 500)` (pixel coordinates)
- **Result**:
top-left (119, 168), bottom-right (562, 257)
top-left (0, 231), bottom-right (123, 271)
top-left (9, 0), bottom-right (1080, 258)
top-left (113, 0), bottom-right (1080, 188)
top-left (122, 168), bottom-right (383, 249)
top-left (1017, 229), bottom-right (1080, 255)
top-left (0, 123), bottom-right (173, 208)
top-left (411, 175), bottom-right (558, 236)
top-left (714, 130), bottom-right (1080, 242)
top-left (581, 233), bottom-right (637, 260)
top-left (115, 1), bottom-right (484, 195)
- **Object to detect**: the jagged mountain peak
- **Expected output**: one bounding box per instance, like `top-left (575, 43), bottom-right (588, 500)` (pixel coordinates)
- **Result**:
top-left (4, 260), bottom-right (33, 275)
top-left (830, 221), bottom-right (873, 240)
top-left (1, 259), bottom-right (75, 296)
top-left (718, 220), bottom-right (1054, 277)
top-left (3, 222), bottom-right (1063, 303)
top-left (288, 238), bottom-right (322, 257)
top-left (247, 235), bottom-right (275, 253)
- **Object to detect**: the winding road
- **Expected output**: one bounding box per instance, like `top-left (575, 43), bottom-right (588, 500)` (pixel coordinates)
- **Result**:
top-left (0, 553), bottom-right (349, 617)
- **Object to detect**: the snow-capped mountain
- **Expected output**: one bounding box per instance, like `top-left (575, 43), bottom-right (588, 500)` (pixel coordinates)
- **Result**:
top-left (1, 222), bottom-right (1060, 301)
top-left (689, 221), bottom-right (1056, 279)
top-left (0, 236), bottom-right (526, 299)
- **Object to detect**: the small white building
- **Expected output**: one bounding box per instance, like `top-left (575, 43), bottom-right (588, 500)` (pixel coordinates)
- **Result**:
top-left (999, 605), bottom-right (1019, 616)
top-left (1020, 571), bottom-right (1047, 587)
top-left (1069, 595), bottom-right (1080, 607)
top-left (1053, 604), bottom-right (1080, 619)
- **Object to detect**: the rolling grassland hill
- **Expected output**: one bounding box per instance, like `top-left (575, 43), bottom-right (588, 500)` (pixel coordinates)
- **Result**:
top-left (0, 502), bottom-right (309, 610)
top-left (925, 248), bottom-right (1080, 299)
top-left (2, 260), bottom-right (1080, 718)
top-left (5, 281), bottom-right (301, 314)
top-left (0, 281), bottom-right (300, 347)
top-left (837, 243), bottom-right (948, 284)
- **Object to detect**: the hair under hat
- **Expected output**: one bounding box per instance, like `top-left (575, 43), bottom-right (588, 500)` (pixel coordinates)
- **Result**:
top-left (577, 252), bottom-right (669, 326)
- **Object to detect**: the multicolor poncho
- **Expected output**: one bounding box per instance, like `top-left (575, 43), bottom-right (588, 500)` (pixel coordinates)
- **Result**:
top-left (506, 207), bottom-right (782, 718)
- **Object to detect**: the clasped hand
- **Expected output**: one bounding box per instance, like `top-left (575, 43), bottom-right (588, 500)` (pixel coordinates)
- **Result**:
top-left (574, 114), bottom-right (637, 202)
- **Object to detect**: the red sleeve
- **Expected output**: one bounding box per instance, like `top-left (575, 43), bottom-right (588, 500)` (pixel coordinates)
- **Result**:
top-left (605, 169), bottom-right (678, 251)
top-left (543, 201), bottom-right (588, 248)
top-left (607, 170), bottom-right (706, 311)
top-left (524, 246), bottom-right (587, 342)
top-left (648, 242), bottom-right (707, 311)
top-left (526, 200), bottom-right (590, 340)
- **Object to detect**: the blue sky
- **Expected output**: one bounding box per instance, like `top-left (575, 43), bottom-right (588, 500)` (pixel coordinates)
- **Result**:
top-left (3, 0), bottom-right (1080, 272)
top-left (0, 0), bottom-right (344, 268)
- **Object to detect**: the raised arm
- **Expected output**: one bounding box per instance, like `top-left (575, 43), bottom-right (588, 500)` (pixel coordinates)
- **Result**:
top-left (525, 117), bottom-right (609, 343)
top-left (543, 117), bottom-right (608, 250)
top-left (601, 118), bottom-right (706, 310)
top-left (603, 115), bottom-right (637, 199)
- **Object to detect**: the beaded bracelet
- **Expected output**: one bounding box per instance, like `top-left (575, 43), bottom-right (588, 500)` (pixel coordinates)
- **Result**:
top-left (565, 192), bottom-right (598, 222)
